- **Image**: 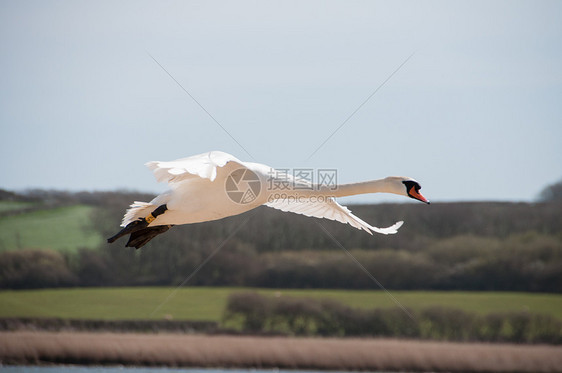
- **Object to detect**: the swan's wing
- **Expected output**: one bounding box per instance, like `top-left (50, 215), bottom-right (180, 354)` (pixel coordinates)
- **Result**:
top-left (265, 198), bottom-right (403, 235)
top-left (146, 151), bottom-right (245, 184)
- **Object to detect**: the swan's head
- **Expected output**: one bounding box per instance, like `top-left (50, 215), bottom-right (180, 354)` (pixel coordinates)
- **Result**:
top-left (385, 176), bottom-right (430, 204)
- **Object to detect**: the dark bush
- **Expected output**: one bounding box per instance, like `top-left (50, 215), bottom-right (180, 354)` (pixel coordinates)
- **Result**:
top-left (224, 292), bottom-right (271, 332)
top-left (419, 307), bottom-right (477, 341)
top-left (223, 292), bottom-right (562, 343)
top-left (76, 248), bottom-right (115, 287)
top-left (0, 249), bottom-right (76, 289)
top-left (538, 179), bottom-right (562, 202)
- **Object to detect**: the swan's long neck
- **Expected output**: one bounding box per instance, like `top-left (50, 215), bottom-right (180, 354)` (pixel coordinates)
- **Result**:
top-left (267, 178), bottom-right (402, 199)
top-left (331, 178), bottom-right (397, 198)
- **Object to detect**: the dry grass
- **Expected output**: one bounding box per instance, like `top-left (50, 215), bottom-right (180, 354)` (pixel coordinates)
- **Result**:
top-left (1, 331), bottom-right (562, 372)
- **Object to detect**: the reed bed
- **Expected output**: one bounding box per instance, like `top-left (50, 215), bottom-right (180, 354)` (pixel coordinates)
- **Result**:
top-left (2, 331), bottom-right (562, 372)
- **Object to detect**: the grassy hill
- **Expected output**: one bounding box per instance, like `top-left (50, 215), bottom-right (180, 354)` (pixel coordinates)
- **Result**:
top-left (0, 287), bottom-right (560, 321)
top-left (0, 202), bottom-right (102, 253)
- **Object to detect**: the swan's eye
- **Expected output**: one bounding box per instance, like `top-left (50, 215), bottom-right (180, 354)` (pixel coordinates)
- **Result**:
top-left (402, 180), bottom-right (415, 193)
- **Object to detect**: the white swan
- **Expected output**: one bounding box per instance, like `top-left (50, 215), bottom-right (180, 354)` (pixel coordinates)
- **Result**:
top-left (108, 151), bottom-right (429, 248)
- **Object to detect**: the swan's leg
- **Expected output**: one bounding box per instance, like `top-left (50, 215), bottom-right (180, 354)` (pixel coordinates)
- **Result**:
top-left (107, 204), bottom-right (169, 244)
top-left (126, 224), bottom-right (173, 249)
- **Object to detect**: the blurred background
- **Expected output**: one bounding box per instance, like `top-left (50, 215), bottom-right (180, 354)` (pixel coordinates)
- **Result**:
top-left (1, 0), bottom-right (562, 350)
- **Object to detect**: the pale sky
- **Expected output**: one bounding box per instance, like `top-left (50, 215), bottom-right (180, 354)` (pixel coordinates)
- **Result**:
top-left (1, 0), bottom-right (561, 203)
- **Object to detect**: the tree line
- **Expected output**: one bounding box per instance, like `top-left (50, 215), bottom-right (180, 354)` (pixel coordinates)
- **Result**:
top-left (0, 189), bottom-right (561, 291)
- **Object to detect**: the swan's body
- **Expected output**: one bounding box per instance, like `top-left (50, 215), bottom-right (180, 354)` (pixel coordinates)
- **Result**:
top-left (108, 151), bottom-right (429, 248)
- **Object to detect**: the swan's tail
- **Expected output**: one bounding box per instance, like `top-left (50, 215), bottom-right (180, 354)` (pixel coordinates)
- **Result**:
top-left (121, 201), bottom-right (156, 227)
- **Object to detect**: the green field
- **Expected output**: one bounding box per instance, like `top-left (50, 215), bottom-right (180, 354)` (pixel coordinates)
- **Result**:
top-left (0, 204), bottom-right (102, 253)
top-left (0, 201), bottom-right (36, 213)
top-left (0, 287), bottom-right (560, 322)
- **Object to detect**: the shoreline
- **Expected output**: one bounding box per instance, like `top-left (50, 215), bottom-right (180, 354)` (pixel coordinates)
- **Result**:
top-left (2, 331), bottom-right (562, 372)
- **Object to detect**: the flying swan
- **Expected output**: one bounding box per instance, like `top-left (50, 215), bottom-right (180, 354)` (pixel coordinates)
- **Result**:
top-left (108, 150), bottom-right (429, 249)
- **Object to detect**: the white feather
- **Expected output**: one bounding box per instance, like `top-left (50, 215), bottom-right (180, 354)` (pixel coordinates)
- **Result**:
top-left (265, 198), bottom-right (403, 235)
top-left (121, 201), bottom-right (155, 227)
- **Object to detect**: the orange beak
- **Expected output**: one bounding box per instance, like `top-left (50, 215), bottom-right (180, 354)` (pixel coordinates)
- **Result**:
top-left (409, 186), bottom-right (430, 204)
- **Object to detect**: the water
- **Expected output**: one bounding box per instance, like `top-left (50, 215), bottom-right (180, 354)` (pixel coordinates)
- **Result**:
top-left (1, 368), bottom-right (358, 373)
top-left (1, 368), bottom-right (303, 373)
top-left (0, 368), bottom-right (289, 373)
